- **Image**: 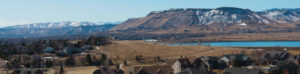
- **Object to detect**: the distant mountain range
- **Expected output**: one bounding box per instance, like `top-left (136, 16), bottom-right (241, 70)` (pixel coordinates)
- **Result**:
top-left (110, 7), bottom-right (300, 34)
top-left (0, 21), bottom-right (118, 38)
top-left (1, 7), bottom-right (300, 39)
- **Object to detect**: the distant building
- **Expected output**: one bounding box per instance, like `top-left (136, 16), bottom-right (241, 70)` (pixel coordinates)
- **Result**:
top-left (173, 60), bottom-right (182, 74)
top-left (93, 67), bottom-right (124, 74)
top-left (178, 68), bottom-right (211, 74)
top-left (173, 56), bottom-right (224, 74)
top-left (42, 47), bottom-right (55, 53)
top-left (275, 60), bottom-right (299, 74)
top-left (41, 56), bottom-right (57, 61)
top-left (264, 50), bottom-right (290, 62)
top-left (193, 56), bottom-right (224, 71)
top-left (144, 39), bottom-right (158, 42)
top-left (224, 68), bottom-right (262, 74)
top-left (81, 45), bottom-right (93, 51)
top-left (63, 46), bottom-right (84, 55)
top-left (136, 68), bottom-right (149, 74)
top-left (172, 58), bottom-right (192, 74)
top-left (131, 65), bottom-right (172, 74)
top-left (220, 54), bottom-right (252, 67)
top-left (12, 68), bottom-right (49, 74)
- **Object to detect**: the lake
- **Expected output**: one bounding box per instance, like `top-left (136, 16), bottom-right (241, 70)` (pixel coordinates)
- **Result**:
top-left (161, 41), bottom-right (300, 47)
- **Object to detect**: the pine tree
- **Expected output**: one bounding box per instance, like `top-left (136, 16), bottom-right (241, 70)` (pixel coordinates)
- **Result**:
top-left (85, 54), bottom-right (93, 65)
top-left (157, 56), bottom-right (161, 61)
top-left (59, 62), bottom-right (65, 74)
top-left (100, 54), bottom-right (107, 65)
top-left (233, 58), bottom-right (242, 67)
top-left (45, 60), bottom-right (53, 68)
top-left (136, 55), bottom-right (140, 61)
top-left (123, 60), bottom-right (128, 66)
top-left (65, 56), bottom-right (75, 66)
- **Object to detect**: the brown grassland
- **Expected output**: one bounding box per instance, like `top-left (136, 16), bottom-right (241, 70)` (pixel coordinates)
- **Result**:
top-left (95, 41), bottom-right (251, 64)
top-left (197, 32), bottom-right (300, 41)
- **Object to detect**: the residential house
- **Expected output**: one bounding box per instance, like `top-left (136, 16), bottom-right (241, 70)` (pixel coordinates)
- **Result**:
top-left (192, 56), bottom-right (218, 71)
top-left (56, 50), bottom-right (66, 56)
top-left (275, 60), bottom-right (298, 74)
top-left (63, 46), bottom-right (84, 55)
top-left (224, 68), bottom-right (262, 74)
top-left (173, 60), bottom-right (182, 74)
top-left (220, 54), bottom-right (252, 67)
top-left (132, 65), bottom-right (173, 74)
top-left (291, 55), bottom-right (300, 64)
top-left (136, 68), bottom-right (149, 74)
top-left (81, 45), bottom-right (93, 51)
top-left (42, 47), bottom-right (55, 53)
top-left (264, 50), bottom-right (290, 65)
top-left (12, 68), bottom-right (50, 74)
top-left (173, 58), bottom-right (192, 74)
top-left (93, 67), bottom-right (124, 74)
top-left (178, 68), bottom-right (212, 74)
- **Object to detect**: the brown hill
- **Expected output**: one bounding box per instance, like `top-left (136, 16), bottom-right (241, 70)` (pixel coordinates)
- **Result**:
top-left (110, 7), bottom-right (298, 34)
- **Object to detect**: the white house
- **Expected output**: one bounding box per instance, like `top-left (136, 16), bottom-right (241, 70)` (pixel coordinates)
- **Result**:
top-left (172, 60), bottom-right (182, 74)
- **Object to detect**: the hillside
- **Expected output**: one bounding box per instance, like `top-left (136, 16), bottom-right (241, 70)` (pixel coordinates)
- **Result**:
top-left (110, 7), bottom-right (300, 34)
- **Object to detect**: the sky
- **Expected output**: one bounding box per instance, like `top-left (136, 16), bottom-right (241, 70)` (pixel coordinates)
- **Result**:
top-left (0, 0), bottom-right (299, 27)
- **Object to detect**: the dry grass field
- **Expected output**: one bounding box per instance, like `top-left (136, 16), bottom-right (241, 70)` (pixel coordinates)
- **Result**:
top-left (50, 66), bottom-right (99, 74)
top-left (94, 41), bottom-right (252, 63)
top-left (64, 66), bottom-right (99, 74)
top-left (98, 41), bottom-right (212, 60)
top-left (195, 32), bottom-right (300, 42)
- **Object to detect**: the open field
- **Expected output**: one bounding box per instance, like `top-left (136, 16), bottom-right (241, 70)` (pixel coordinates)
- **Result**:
top-left (98, 41), bottom-right (225, 59)
top-left (94, 41), bottom-right (252, 64)
top-left (94, 41), bottom-right (300, 64)
top-left (48, 66), bottom-right (99, 74)
top-left (64, 66), bottom-right (99, 74)
top-left (192, 32), bottom-right (300, 42)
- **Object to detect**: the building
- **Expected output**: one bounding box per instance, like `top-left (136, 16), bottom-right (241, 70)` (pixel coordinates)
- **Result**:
top-left (93, 67), bottom-right (124, 74)
top-left (178, 68), bottom-right (212, 74)
top-left (63, 46), bottom-right (84, 55)
top-left (132, 65), bottom-right (172, 74)
top-left (173, 58), bottom-right (191, 74)
top-left (224, 68), bottom-right (262, 74)
top-left (42, 47), bottom-right (55, 53)
top-left (220, 54), bottom-right (252, 67)
top-left (144, 39), bottom-right (158, 42)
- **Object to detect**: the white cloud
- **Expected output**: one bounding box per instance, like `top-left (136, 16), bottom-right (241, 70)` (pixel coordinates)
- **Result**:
top-left (0, 19), bottom-right (31, 28)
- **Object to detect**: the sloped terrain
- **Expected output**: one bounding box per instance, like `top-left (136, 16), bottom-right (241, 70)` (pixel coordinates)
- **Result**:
top-left (110, 7), bottom-right (300, 34)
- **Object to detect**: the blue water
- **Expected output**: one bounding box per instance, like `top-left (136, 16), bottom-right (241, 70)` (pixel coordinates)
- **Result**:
top-left (161, 41), bottom-right (300, 47)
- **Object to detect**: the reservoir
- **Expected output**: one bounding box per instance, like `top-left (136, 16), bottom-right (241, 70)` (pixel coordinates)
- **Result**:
top-left (161, 41), bottom-right (300, 47)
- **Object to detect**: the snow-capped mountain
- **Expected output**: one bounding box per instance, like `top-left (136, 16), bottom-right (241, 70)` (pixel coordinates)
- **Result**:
top-left (110, 7), bottom-right (299, 34)
top-left (0, 21), bottom-right (118, 38)
top-left (150, 7), bottom-right (272, 25)
top-left (258, 8), bottom-right (300, 24)
top-left (111, 7), bottom-right (277, 32)
top-left (5, 21), bottom-right (114, 29)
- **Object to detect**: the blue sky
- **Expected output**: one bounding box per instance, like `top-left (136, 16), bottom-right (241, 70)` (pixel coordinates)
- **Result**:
top-left (0, 0), bottom-right (299, 27)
